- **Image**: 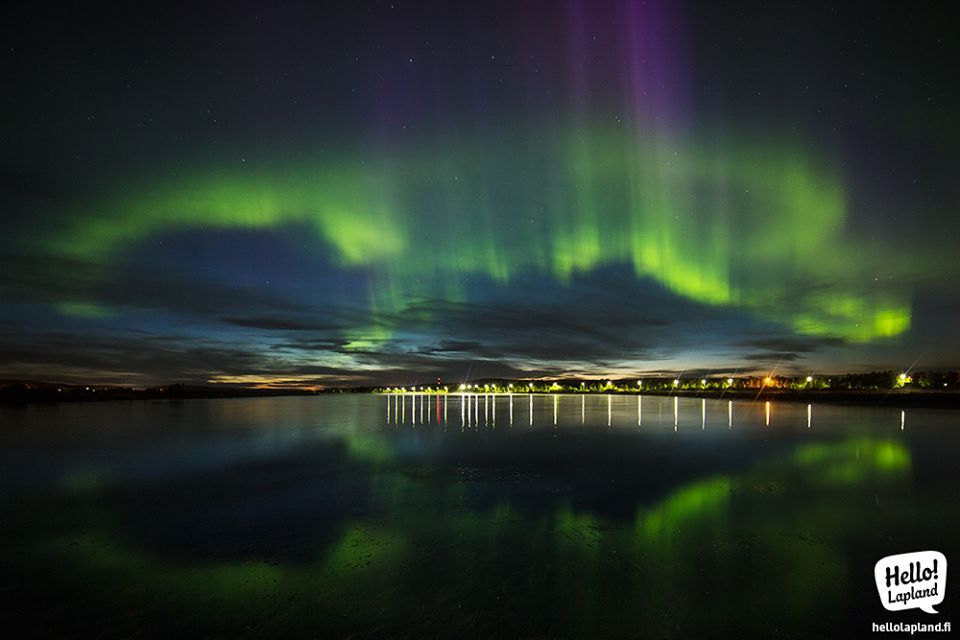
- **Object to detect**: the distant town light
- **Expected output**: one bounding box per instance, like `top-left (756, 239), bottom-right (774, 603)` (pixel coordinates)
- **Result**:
top-left (726, 378), bottom-right (734, 385)
top-left (764, 377), bottom-right (772, 385)
top-left (806, 376), bottom-right (813, 383)
top-left (701, 379), bottom-right (706, 385)
top-left (673, 379), bottom-right (679, 386)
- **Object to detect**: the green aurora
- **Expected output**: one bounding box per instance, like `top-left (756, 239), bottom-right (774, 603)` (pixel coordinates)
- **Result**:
top-left (44, 124), bottom-right (910, 343)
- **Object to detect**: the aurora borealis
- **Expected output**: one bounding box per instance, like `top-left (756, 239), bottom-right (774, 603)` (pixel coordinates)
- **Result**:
top-left (2, 1), bottom-right (958, 387)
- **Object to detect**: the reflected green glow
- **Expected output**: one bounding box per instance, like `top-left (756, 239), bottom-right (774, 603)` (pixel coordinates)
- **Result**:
top-left (25, 434), bottom-right (917, 636)
top-left (49, 532), bottom-right (284, 607)
top-left (322, 522), bottom-right (407, 574)
top-left (635, 476), bottom-right (731, 541)
top-left (792, 438), bottom-right (911, 486)
top-left (42, 125), bottom-right (911, 341)
top-left (344, 433), bottom-right (395, 464)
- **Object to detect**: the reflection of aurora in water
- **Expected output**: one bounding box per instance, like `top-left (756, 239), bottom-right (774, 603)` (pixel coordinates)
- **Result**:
top-left (5, 393), bottom-right (959, 637)
top-left (27, 434), bottom-right (915, 636)
top-left (43, 126), bottom-right (908, 342)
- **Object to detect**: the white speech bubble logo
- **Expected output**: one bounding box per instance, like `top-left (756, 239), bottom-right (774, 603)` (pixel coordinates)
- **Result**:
top-left (874, 550), bottom-right (947, 614)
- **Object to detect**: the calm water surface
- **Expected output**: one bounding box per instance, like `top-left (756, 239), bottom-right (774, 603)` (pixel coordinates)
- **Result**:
top-left (2, 394), bottom-right (958, 638)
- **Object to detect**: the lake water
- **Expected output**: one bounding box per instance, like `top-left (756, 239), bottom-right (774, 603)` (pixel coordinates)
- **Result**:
top-left (2, 394), bottom-right (958, 638)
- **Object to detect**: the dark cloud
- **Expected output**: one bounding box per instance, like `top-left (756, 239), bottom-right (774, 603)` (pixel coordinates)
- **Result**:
top-left (0, 252), bottom-right (313, 318)
top-left (224, 317), bottom-right (327, 332)
top-left (737, 336), bottom-right (846, 354)
top-left (416, 341), bottom-right (483, 354)
top-left (728, 335), bottom-right (848, 367)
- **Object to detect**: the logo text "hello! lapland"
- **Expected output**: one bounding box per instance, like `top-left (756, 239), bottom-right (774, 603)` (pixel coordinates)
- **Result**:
top-left (874, 551), bottom-right (947, 614)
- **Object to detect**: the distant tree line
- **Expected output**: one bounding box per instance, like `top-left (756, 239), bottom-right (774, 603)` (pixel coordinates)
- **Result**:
top-left (376, 371), bottom-right (960, 394)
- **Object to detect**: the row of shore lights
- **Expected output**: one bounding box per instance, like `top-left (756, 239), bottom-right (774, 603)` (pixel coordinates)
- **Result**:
top-left (666, 376), bottom-right (813, 387)
top-left (383, 384), bottom-right (514, 393)
top-left (383, 376), bottom-right (828, 393)
top-left (386, 372), bottom-right (921, 393)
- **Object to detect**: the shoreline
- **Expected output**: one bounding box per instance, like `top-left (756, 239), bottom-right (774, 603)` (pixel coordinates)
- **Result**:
top-left (0, 383), bottom-right (318, 407)
top-left (4, 383), bottom-right (960, 409)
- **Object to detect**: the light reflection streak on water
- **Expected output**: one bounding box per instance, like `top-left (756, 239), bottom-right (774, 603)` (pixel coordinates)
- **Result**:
top-left (384, 394), bottom-right (913, 435)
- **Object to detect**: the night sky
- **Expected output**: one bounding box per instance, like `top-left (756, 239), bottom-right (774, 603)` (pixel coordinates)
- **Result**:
top-left (2, 1), bottom-right (958, 388)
